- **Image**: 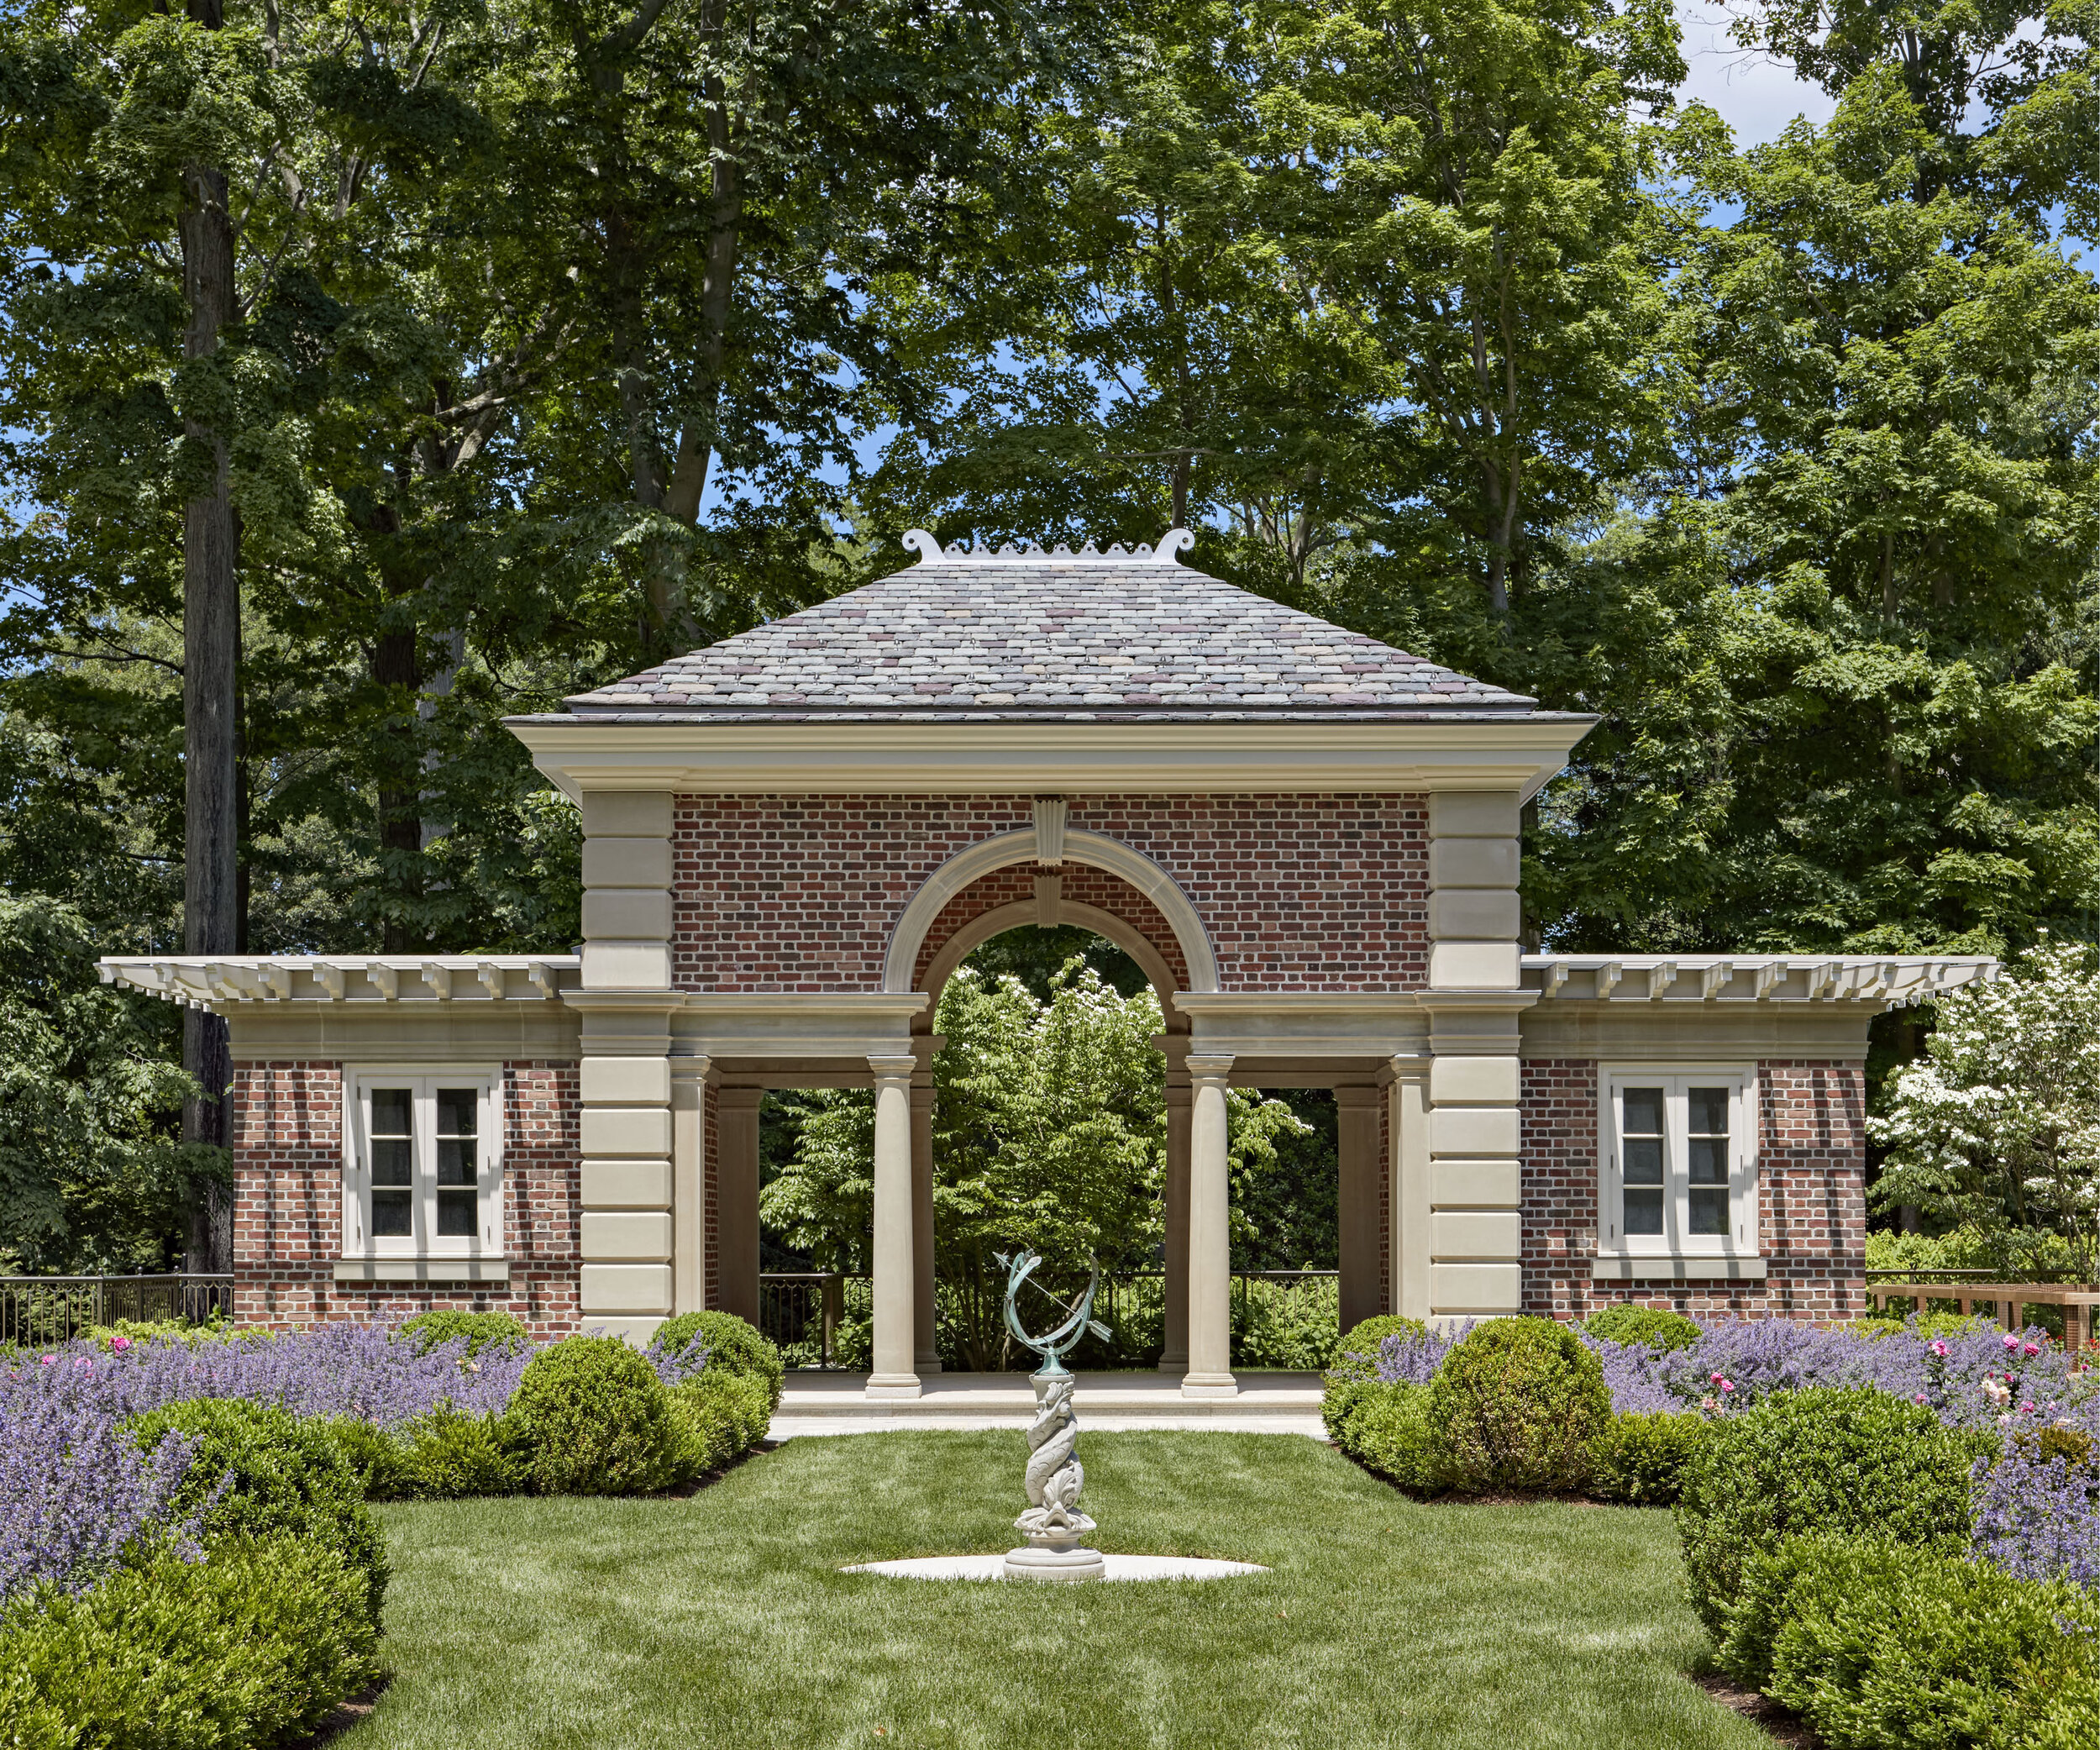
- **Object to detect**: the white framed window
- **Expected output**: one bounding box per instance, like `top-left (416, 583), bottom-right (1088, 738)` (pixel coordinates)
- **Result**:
top-left (1598, 1066), bottom-right (1758, 1259)
top-left (343, 1069), bottom-right (505, 1258)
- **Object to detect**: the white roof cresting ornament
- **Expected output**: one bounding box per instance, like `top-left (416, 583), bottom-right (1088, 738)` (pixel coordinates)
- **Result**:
top-left (901, 528), bottom-right (1195, 565)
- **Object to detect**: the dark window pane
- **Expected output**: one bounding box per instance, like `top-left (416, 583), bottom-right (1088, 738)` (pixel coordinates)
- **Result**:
top-left (1622, 1088), bottom-right (1664, 1135)
top-left (436, 1089), bottom-right (477, 1138)
top-left (1688, 1187), bottom-right (1729, 1235)
top-left (370, 1088), bottom-right (412, 1137)
top-left (1688, 1087), bottom-right (1730, 1136)
top-left (435, 1138), bottom-right (475, 1188)
top-left (1688, 1138), bottom-right (1728, 1185)
top-left (371, 1188), bottom-right (412, 1237)
top-left (1624, 1188), bottom-right (1665, 1235)
top-left (1623, 1138), bottom-right (1665, 1186)
top-left (436, 1190), bottom-right (477, 1237)
top-left (371, 1138), bottom-right (412, 1187)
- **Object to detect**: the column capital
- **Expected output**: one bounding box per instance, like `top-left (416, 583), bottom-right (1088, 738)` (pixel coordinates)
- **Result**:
top-left (1334, 1083), bottom-right (1383, 1109)
top-left (1382, 1052), bottom-right (1431, 1086)
top-left (668, 1054), bottom-right (712, 1084)
top-left (1185, 1052), bottom-right (1236, 1085)
top-left (868, 1052), bottom-right (916, 1084)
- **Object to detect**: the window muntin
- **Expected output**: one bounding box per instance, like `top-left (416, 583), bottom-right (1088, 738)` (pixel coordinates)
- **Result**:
top-left (1600, 1069), bottom-right (1756, 1258)
top-left (345, 1073), bottom-right (501, 1257)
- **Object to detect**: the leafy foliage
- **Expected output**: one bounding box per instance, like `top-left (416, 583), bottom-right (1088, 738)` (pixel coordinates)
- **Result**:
top-left (1675, 1386), bottom-right (1982, 1634)
top-left (1580, 1306), bottom-right (1701, 1353)
top-left (1872, 938), bottom-right (2100, 1279)
top-left (1587, 1411), bottom-right (1704, 1505)
top-left (0, 1535), bottom-right (384, 1750)
top-left (399, 1311), bottom-right (529, 1362)
top-left (1427, 1317), bottom-right (1613, 1494)
top-left (649, 1311), bottom-right (785, 1413)
top-left (505, 1336), bottom-right (683, 1497)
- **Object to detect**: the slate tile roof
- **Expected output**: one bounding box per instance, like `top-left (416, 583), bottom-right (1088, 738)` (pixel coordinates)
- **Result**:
top-left (563, 556), bottom-right (1538, 719)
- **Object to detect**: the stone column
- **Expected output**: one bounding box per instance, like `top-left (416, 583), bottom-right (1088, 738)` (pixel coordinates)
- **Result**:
top-left (867, 1054), bottom-right (920, 1399)
top-left (1425, 786), bottom-right (1528, 1322)
top-left (669, 1056), bottom-right (710, 1315)
top-left (1182, 1052), bottom-right (1236, 1398)
top-left (1386, 1058), bottom-right (1431, 1321)
top-left (1158, 1042), bottom-right (1192, 1374)
top-left (910, 1035), bottom-right (942, 1376)
top-left (1335, 1085), bottom-right (1384, 1333)
top-left (576, 790), bottom-right (676, 1344)
top-left (713, 1086), bottom-right (763, 1324)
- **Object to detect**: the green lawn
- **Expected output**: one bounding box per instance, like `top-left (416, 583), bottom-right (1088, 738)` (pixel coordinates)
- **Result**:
top-left (342, 1432), bottom-right (1768, 1750)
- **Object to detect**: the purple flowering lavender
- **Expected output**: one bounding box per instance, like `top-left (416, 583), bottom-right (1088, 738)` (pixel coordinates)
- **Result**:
top-left (1578, 1337), bottom-right (1686, 1416)
top-left (1372, 1323), bottom-right (1472, 1385)
top-left (10, 1324), bottom-right (530, 1429)
top-left (0, 1381), bottom-right (204, 1606)
top-left (1971, 1446), bottom-right (2100, 1590)
top-left (643, 1331), bottom-right (711, 1386)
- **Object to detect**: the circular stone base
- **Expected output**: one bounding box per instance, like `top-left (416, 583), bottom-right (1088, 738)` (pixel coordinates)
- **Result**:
top-left (1003, 1546), bottom-right (1105, 1583)
top-left (842, 1553), bottom-right (1268, 1583)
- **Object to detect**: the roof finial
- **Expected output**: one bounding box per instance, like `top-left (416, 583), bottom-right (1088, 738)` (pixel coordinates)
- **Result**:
top-left (901, 528), bottom-right (1194, 566)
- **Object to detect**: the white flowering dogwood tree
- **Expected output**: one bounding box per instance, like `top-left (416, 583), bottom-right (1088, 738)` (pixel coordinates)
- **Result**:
top-left (1871, 938), bottom-right (2100, 1282)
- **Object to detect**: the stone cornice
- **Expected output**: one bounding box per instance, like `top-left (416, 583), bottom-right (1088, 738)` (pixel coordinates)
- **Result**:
top-left (505, 716), bottom-right (1596, 802)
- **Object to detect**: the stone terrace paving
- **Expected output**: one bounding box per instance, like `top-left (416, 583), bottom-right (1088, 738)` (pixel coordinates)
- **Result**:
top-left (564, 541), bottom-right (1540, 719)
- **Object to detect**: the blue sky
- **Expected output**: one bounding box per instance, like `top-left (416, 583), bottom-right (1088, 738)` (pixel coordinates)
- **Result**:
top-left (1673, 1), bottom-right (1836, 142)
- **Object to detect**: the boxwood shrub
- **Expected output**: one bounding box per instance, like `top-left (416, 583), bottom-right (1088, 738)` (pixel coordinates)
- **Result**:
top-left (1581, 1305), bottom-right (1701, 1353)
top-left (506, 1335), bottom-right (684, 1495)
top-left (1341, 1382), bottom-right (1449, 1494)
top-left (1718, 1532), bottom-right (2100, 1748)
top-left (651, 1311), bottom-right (785, 1411)
top-left (127, 1399), bottom-right (387, 1630)
top-left (398, 1406), bottom-right (522, 1499)
top-left (400, 1309), bottom-right (528, 1358)
top-left (1428, 1316), bottom-right (1611, 1493)
top-left (668, 1371), bottom-right (773, 1476)
top-left (0, 1534), bottom-right (382, 1750)
top-left (1589, 1411), bottom-right (1705, 1504)
top-left (1675, 1385), bottom-right (1984, 1635)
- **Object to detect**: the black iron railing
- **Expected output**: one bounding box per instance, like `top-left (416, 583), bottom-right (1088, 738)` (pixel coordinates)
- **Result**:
top-left (759, 1271), bottom-right (846, 1368)
top-left (0, 1274), bottom-right (235, 1345)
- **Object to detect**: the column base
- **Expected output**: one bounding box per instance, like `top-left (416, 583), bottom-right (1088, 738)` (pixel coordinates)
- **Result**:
top-left (914, 1357), bottom-right (944, 1375)
top-left (1180, 1373), bottom-right (1238, 1399)
top-left (865, 1374), bottom-right (922, 1401)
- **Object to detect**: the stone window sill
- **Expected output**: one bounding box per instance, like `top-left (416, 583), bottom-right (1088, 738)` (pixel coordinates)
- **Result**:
top-left (333, 1258), bottom-right (512, 1285)
top-left (1590, 1256), bottom-right (1768, 1282)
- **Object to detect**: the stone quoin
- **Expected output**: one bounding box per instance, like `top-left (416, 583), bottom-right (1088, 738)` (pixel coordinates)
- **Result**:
top-left (102, 531), bottom-right (1997, 1390)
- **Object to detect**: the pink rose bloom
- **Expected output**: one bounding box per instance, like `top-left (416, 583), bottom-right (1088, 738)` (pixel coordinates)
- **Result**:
top-left (1710, 1372), bottom-right (1724, 1384)
top-left (1914, 1393), bottom-right (1928, 1404)
top-left (39, 1354), bottom-right (55, 1366)
top-left (1931, 1340), bottom-right (1948, 1358)
top-left (108, 1335), bottom-right (131, 1352)
top-left (2023, 1343), bottom-right (2040, 1358)
top-left (2004, 1335), bottom-right (2020, 1351)
top-left (1719, 1380), bottom-right (1735, 1393)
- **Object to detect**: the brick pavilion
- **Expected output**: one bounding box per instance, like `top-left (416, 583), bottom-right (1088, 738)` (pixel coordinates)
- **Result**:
top-left (102, 530), bottom-right (1995, 1394)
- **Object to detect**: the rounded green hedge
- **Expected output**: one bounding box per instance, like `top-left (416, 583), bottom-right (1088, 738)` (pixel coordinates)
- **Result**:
top-left (127, 1399), bottom-right (388, 1630)
top-left (507, 1336), bottom-right (684, 1496)
top-left (652, 1310), bottom-right (785, 1411)
top-left (1588, 1411), bottom-right (1705, 1504)
top-left (1675, 1385), bottom-right (1983, 1636)
top-left (1582, 1305), bottom-right (1701, 1353)
top-left (668, 1372), bottom-right (773, 1475)
top-left (1427, 1316), bottom-right (1611, 1493)
top-left (400, 1309), bottom-right (528, 1358)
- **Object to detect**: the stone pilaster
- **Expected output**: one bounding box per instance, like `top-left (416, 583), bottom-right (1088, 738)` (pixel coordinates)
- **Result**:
top-left (713, 1085), bottom-right (762, 1324)
top-left (575, 790), bottom-right (675, 1343)
top-left (911, 1034), bottom-right (943, 1375)
top-left (669, 1055), bottom-right (710, 1316)
top-left (1158, 1038), bottom-right (1191, 1374)
top-left (1425, 791), bottom-right (1527, 1321)
top-left (1384, 1057), bottom-right (1432, 1321)
top-left (867, 1053), bottom-right (920, 1398)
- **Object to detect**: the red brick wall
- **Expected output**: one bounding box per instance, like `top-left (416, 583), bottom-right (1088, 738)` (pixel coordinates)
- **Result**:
top-left (231, 1060), bottom-right (582, 1338)
top-left (671, 792), bottom-right (1429, 992)
top-left (910, 863), bottom-right (1192, 992)
top-left (1520, 1059), bottom-right (1866, 1323)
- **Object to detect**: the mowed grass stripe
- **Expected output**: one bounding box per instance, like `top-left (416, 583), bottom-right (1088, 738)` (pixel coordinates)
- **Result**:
top-left (343, 1431), bottom-right (1773, 1750)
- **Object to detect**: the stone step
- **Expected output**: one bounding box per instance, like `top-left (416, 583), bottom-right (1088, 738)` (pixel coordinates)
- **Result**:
top-left (769, 1370), bottom-right (1328, 1437)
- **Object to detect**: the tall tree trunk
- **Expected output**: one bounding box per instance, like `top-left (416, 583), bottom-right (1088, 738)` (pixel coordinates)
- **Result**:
top-left (178, 0), bottom-right (239, 1273)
